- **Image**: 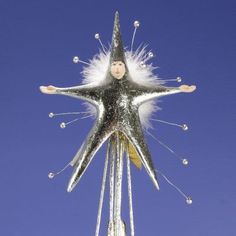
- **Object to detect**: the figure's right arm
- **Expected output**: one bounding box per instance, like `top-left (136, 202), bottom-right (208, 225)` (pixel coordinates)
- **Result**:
top-left (39, 84), bottom-right (99, 103)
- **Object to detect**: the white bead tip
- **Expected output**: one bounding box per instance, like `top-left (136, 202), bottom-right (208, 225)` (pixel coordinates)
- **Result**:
top-left (182, 124), bottom-right (188, 131)
top-left (48, 172), bottom-right (55, 179)
top-left (95, 33), bottom-right (100, 39)
top-left (148, 52), bottom-right (154, 58)
top-left (48, 112), bottom-right (54, 118)
top-left (182, 159), bottom-right (189, 165)
top-left (186, 197), bottom-right (193, 205)
top-left (134, 21), bottom-right (140, 28)
top-left (73, 56), bottom-right (79, 64)
top-left (60, 122), bottom-right (66, 129)
top-left (140, 61), bottom-right (146, 68)
top-left (176, 76), bottom-right (182, 83)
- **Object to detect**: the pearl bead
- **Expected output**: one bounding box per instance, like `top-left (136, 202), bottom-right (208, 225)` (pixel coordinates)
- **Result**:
top-left (182, 124), bottom-right (188, 131)
top-left (148, 52), bottom-right (154, 58)
top-left (140, 61), bottom-right (146, 68)
top-left (49, 112), bottom-right (54, 118)
top-left (95, 33), bottom-right (100, 39)
top-left (176, 76), bottom-right (182, 82)
top-left (134, 21), bottom-right (140, 28)
top-left (73, 56), bottom-right (79, 64)
top-left (182, 159), bottom-right (189, 165)
top-left (60, 122), bottom-right (66, 129)
top-left (48, 172), bottom-right (55, 179)
top-left (186, 197), bottom-right (193, 205)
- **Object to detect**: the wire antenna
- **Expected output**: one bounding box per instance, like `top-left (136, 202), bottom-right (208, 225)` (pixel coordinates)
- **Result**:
top-left (143, 52), bottom-right (154, 63)
top-left (48, 162), bottom-right (71, 179)
top-left (95, 33), bottom-right (106, 54)
top-left (131, 20), bottom-right (140, 52)
top-left (49, 111), bottom-right (91, 118)
top-left (73, 56), bottom-right (90, 65)
top-left (156, 169), bottom-right (192, 204)
top-left (146, 130), bottom-right (189, 165)
top-left (59, 114), bottom-right (93, 129)
top-left (60, 118), bottom-right (79, 129)
top-left (150, 118), bottom-right (188, 131)
top-left (159, 76), bottom-right (183, 83)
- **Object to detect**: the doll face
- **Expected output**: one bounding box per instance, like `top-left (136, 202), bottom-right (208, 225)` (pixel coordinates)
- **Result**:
top-left (110, 61), bottom-right (126, 80)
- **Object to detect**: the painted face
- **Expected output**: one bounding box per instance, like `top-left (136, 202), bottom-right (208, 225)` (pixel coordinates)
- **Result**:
top-left (110, 61), bottom-right (126, 80)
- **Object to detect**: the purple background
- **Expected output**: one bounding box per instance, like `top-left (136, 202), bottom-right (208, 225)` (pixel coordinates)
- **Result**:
top-left (1, 0), bottom-right (235, 235)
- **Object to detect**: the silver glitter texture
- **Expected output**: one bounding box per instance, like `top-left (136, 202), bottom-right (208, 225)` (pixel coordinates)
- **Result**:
top-left (54, 12), bottom-right (182, 192)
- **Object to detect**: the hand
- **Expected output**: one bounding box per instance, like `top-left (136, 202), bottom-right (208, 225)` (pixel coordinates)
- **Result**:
top-left (179, 85), bottom-right (196, 93)
top-left (39, 85), bottom-right (57, 94)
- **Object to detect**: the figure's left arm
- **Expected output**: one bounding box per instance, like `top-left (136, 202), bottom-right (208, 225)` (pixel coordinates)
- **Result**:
top-left (133, 84), bottom-right (196, 105)
top-left (150, 84), bottom-right (196, 96)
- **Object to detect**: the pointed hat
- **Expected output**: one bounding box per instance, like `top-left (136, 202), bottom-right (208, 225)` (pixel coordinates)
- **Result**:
top-left (110, 12), bottom-right (126, 64)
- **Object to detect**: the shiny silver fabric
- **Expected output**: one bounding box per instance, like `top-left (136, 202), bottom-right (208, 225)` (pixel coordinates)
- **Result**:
top-left (56, 77), bottom-right (181, 192)
top-left (55, 12), bottom-right (182, 192)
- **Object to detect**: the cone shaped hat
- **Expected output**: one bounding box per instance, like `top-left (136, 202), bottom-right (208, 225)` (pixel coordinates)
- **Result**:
top-left (110, 12), bottom-right (126, 64)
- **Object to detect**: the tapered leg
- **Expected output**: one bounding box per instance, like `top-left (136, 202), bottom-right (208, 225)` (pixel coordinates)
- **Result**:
top-left (67, 120), bottom-right (113, 192)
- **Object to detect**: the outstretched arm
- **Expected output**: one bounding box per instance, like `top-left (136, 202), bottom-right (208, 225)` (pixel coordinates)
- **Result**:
top-left (133, 84), bottom-right (196, 105)
top-left (40, 85), bottom-right (57, 94)
top-left (39, 84), bottom-right (100, 104)
top-left (179, 85), bottom-right (196, 93)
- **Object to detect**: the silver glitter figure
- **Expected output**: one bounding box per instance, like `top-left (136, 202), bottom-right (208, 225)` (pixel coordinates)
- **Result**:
top-left (40, 12), bottom-right (196, 236)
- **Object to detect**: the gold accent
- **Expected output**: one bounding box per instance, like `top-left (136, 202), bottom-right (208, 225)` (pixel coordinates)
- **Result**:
top-left (113, 132), bottom-right (142, 169)
top-left (127, 142), bottom-right (142, 169)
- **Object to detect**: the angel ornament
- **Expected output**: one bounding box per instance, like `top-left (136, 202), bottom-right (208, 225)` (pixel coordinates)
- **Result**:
top-left (40, 12), bottom-right (196, 236)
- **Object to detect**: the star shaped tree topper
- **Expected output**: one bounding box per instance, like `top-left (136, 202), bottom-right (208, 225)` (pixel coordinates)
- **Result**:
top-left (40, 12), bottom-right (196, 193)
